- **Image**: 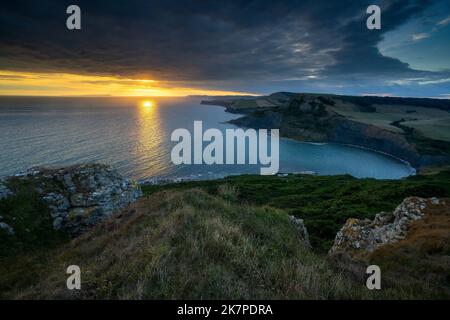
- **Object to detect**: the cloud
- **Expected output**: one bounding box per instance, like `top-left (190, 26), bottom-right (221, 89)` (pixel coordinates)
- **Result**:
top-left (418, 78), bottom-right (450, 85)
top-left (0, 0), bottom-right (448, 93)
top-left (438, 16), bottom-right (450, 26)
top-left (412, 33), bottom-right (430, 41)
top-left (0, 74), bottom-right (29, 80)
top-left (361, 93), bottom-right (396, 97)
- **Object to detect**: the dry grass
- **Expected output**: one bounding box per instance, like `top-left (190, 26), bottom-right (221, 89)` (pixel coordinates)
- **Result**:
top-left (0, 188), bottom-right (372, 299)
top-left (350, 199), bottom-right (450, 299)
top-left (1, 188), bottom-right (449, 299)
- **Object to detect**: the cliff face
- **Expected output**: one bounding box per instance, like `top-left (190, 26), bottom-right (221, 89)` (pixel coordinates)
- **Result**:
top-left (329, 118), bottom-right (421, 166)
top-left (204, 92), bottom-right (450, 170)
top-left (227, 107), bottom-right (450, 169)
top-left (229, 109), bottom-right (421, 165)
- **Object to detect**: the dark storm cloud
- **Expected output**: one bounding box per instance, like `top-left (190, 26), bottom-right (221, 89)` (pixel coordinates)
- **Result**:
top-left (0, 0), bottom-right (441, 83)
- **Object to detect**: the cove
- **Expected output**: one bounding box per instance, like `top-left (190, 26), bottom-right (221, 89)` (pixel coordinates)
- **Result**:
top-left (0, 96), bottom-right (415, 180)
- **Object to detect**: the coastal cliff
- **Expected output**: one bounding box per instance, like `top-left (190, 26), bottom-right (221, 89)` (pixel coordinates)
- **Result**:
top-left (203, 92), bottom-right (450, 170)
top-left (329, 118), bottom-right (421, 166)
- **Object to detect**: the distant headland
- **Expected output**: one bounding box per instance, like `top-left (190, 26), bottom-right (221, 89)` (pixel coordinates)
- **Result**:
top-left (202, 92), bottom-right (450, 171)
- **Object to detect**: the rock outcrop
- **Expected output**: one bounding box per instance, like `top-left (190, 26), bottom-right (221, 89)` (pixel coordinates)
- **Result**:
top-left (0, 179), bottom-right (12, 200)
top-left (329, 197), bottom-right (445, 257)
top-left (289, 215), bottom-right (311, 249)
top-left (0, 221), bottom-right (15, 236)
top-left (2, 164), bottom-right (142, 236)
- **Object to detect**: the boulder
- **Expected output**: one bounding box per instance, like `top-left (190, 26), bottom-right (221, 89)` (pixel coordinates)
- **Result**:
top-left (329, 197), bottom-right (444, 257)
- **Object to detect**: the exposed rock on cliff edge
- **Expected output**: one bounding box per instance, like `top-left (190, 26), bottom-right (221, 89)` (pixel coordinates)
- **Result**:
top-left (0, 179), bottom-right (12, 200)
top-left (329, 197), bottom-right (447, 257)
top-left (289, 215), bottom-right (312, 249)
top-left (1, 164), bottom-right (142, 236)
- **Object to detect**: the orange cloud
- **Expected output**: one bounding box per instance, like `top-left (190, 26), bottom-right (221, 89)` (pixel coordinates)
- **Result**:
top-left (0, 70), bottom-right (256, 97)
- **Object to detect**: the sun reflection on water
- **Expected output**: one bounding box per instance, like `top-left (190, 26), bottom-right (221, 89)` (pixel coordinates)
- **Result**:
top-left (135, 99), bottom-right (170, 177)
top-left (141, 100), bottom-right (155, 109)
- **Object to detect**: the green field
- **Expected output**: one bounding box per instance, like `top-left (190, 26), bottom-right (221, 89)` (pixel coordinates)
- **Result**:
top-left (231, 98), bottom-right (277, 109)
top-left (331, 104), bottom-right (450, 140)
top-left (401, 118), bottom-right (450, 142)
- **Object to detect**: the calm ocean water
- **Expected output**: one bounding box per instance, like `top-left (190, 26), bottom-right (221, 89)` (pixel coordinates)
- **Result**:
top-left (0, 96), bottom-right (415, 180)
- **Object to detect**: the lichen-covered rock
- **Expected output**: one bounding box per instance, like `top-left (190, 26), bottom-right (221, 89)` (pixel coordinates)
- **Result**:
top-left (0, 222), bottom-right (15, 236)
top-left (0, 179), bottom-right (13, 200)
top-left (329, 197), bottom-right (445, 257)
top-left (4, 164), bottom-right (142, 236)
top-left (289, 215), bottom-right (311, 249)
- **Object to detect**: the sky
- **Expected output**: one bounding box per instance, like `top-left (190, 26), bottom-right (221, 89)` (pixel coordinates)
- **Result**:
top-left (0, 0), bottom-right (449, 97)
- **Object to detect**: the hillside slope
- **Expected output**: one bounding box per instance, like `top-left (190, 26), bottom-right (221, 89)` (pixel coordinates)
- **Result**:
top-left (1, 187), bottom-right (364, 299)
top-left (1, 174), bottom-right (450, 299)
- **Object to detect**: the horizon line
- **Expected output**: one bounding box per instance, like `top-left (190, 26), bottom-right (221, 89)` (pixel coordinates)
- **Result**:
top-left (0, 93), bottom-right (449, 100)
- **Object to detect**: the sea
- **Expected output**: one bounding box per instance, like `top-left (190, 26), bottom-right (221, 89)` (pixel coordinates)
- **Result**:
top-left (0, 96), bottom-right (415, 181)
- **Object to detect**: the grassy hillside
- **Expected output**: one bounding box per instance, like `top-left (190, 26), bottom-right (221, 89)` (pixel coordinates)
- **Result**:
top-left (1, 187), bottom-right (369, 299)
top-left (2, 184), bottom-right (449, 299)
top-left (142, 171), bottom-right (450, 251)
top-left (330, 104), bottom-right (450, 136)
top-left (1, 172), bottom-right (450, 299)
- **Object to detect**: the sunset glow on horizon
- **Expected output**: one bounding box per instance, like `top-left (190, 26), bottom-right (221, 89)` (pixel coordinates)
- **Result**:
top-left (0, 70), bottom-right (257, 97)
top-left (141, 100), bottom-right (154, 108)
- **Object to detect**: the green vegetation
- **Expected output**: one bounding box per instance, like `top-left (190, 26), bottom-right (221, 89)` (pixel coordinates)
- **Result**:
top-left (232, 98), bottom-right (259, 109)
top-left (332, 104), bottom-right (450, 141)
top-left (337, 95), bottom-right (450, 112)
top-left (0, 187), bottom-right (371, 299)
top-left (401, 118), bottom-right (450, 142)
top-left (392, 120), bottom-right (450, 157)
top-left (2, 182), bottom-right (449, 299)
top-left (212, 92), bottom-right (450, 165)
top-left (331, 106), bottom-right (405, 132)
top-left (231, 98), bottom-right (278, 109)
top-left (3, 91), bottom-right (450, 298)
top-left (142, 171), bottom-right (450, 252)
top-left (1, 171), bottom-right (450, 298)
top-left (0, 177), bottom-right (68, 257)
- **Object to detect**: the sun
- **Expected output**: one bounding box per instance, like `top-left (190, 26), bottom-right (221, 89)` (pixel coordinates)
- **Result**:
top-left (142, 100), bottom-right (154, 108)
